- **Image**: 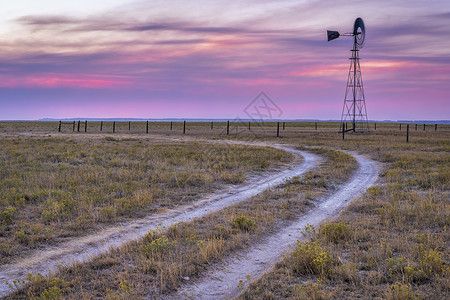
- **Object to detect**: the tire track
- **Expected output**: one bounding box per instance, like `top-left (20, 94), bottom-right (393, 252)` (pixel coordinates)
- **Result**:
top-left (0, 144), bottom-right (318, 297)
top-left (170, 152), bottom-right (379, 299)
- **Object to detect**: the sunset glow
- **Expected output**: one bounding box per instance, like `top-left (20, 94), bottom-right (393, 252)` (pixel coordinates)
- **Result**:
top-left (0, 0), bottom-right (449, 120)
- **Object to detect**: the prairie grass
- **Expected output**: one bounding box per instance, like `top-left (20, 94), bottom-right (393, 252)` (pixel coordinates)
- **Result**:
top-left (0, 134), bottom-right (291, 264)
top-left (240, 127), bottom-right (449, 299)
top-left (2, 122), bottom-right (449, 299)
top-left (5, 146), bottom-right (357, 299)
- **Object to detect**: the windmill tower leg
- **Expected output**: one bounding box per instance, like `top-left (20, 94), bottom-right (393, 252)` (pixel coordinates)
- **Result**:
top-left (340, 39), bottom-right (369, 132)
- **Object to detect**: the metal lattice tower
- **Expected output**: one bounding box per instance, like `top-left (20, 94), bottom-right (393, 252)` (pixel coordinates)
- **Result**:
top-left (341, 40), bottom-right (369, 132)
top-left (327, 18), bottom-right (369, 132)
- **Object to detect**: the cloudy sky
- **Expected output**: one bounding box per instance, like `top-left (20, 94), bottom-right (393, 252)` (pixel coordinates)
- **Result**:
top-left (0, 0), bottom-right (449, 120)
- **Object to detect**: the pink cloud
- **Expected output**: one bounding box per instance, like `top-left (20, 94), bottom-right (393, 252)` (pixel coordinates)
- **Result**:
top-left (0, 73), bottom-right (132, 88)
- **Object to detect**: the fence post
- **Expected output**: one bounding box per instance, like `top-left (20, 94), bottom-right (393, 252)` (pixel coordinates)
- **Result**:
top-left (399, 123), bottom-right (401, 131)
top-left (435, 124), bottom-right (437, 131)
top-left (415, 124), bottom-right (417, 131)
top-left (315, 122), bottom-right (317, 130)
top-left (226, 121), bottom-right (229, 135)
top-left (406, 124), bottom-right (409, 143)
top-left (113, 121), bottom-right (116, 133)
top-left (129, 121), bottom-right (131, 131)
top-left (73, 121), bottom-right (75, 132)
top-left (342, 123), bottom-right (345, 140)
top-left (170, 121), bottom-right (173, 131)
top-left (277, 122), bottom-right (280, 137)
top-left (58, 121), bottom-right (61, 132)
top-left (248, 121), bottom-right (251, 130)
top-left (100, 121), bottom-right (103, 132)
top-left (183, 121), bottom-right (186, 134)
top-left (85, 120), bottom-right (87, 132)
top-left (77, 121), bottom-right (80, 132)
top-left (210, 121), bottom-right (213, 130)
top-left (423, 124), bottom-right (426, 131)
top-left (146, 121), bottom-right (149, 134)
top-left (374, 122), bottom-right (376, 130)
top-left (283, 122), bottom-right (285, 130)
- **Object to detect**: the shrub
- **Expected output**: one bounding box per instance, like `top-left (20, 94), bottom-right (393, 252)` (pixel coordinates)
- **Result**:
top-left (139, 235), bottom-right (176, 256)
top-left (418, 248), bottom-right (444, 276)
top-left (291, 241), bottom-right (334, 277)
top-left (301, 224), bottom-right (317, 241)
top-left (40, 277), bottom-right (70, 300)
top-left (230, 216), bottom-right (256, 232)
top-left (41, 196), bottom-right (77, 223)
top-left (14, 230), bottom-right (28, 244)
top-left (319, 222), bottom-right (352, 243)
top-left (386, 282), bottom-right (415, 300)
top-left (0, 206), bottom-right (17, 225)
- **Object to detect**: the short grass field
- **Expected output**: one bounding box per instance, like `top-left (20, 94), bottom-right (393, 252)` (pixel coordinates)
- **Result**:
top-left (1, 121), bottom-right (448, 299)
top-left (0, 131), bottom-right (292, 265)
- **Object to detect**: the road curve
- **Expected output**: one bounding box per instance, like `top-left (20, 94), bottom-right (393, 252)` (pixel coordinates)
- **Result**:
top-left (170, 152), bottom-right (379, 299)
top-left (0, 144), bottom-right (318, 297)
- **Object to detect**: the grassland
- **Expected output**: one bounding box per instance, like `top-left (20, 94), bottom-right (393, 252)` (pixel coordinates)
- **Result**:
top-left (0, 133), bottom-right (291, 264)
top-left (1, 121), bottom-right (448, 299)
top-left (5, 145), bottom-right (357, 299)
top-left (239, 128), bottom-right (449, 299)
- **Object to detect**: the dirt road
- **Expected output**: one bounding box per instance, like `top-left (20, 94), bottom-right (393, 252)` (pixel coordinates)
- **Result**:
top-left (170, 152), bottom-right (379, 299)
top-left (0, 143), bottom-right (318, 297)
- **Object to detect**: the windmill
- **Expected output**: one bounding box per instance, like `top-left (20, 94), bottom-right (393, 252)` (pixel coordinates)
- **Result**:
top-left (328, 18), bottom-right (369, 132)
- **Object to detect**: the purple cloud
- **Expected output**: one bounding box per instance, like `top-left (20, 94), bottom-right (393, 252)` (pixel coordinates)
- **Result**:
top-left (0, 0), bottom-right (449, 120)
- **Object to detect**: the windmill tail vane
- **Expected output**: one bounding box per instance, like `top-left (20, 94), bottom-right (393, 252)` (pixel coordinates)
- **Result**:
top-left (327, 30), bottom-right (340, 41)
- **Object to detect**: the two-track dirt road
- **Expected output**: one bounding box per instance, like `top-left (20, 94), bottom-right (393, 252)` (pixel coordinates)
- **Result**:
top-left (0, 141), bottom-right (319, 297)
top-left (170, 152), bottom-right (379, 299)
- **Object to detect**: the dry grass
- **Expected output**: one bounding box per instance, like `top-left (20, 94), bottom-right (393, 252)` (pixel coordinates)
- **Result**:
top-left (1, 121), bottom-right (449, 299)
top-left (5, 145), bottom-right (357, 299)
top-left (0, 134), bottom-right (291, 264)
top-left (240, 127), bottom-right (449, 299)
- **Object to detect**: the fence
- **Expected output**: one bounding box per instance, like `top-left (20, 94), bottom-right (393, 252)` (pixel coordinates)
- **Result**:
top-left (57, 120), bottom-right (448, 141)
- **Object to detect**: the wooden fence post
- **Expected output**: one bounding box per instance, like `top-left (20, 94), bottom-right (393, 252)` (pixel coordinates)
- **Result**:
top-left (77, 121), bottom-right (80, 132)
top-left (85, 120), bottom-right (87, 132)
top-left (435, 124), bottom-right (438, 131)
top-left (226, 121), bottom-right (230, 135)
top-left (423, 124), bottom-right (426, 131)
top-left (283, 122), bottom-right (285, 130)
top-left (58, 121), bottom-right (61, 132)
top-left (210, 121), bottom-right (213, 130)
top-left (374, 122), bottom-right (376, 130)
top-left (342, 123), bottom-right (345, 140)
top-left (113, 121), bottom-right (116, 133)
top-left (146, 121), bottom-right (149, 134)
top-left (277, 122), bottom-right (280, 137)
top-left (100, 121), bottom-right (103, 132)
top-left (73, 121), bottom-right (75, 132)
top-left (406, 124), bottom-right (409, 143)
top-left (183, 121), bottom-right (186, 134)
top-left (315, 122), bottom-right (317, 130)
top-left (170, 121), bottom-right (173, 131)
top-left (415, 123), bottom-right (417, 131)
top-left (399, 123), bottom-right (401, 131)
top-left (129, 121), bottom-right (131, 131)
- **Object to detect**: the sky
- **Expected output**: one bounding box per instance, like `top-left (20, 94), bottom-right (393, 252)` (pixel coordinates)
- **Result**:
top-left (0, 0), bottom-right (449, 120)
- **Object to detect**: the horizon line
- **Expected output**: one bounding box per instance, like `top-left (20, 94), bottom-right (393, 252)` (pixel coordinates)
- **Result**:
top-left (0, 118), bottom-right (449, 124)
